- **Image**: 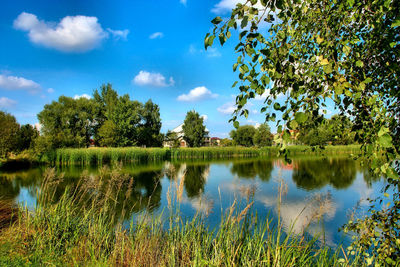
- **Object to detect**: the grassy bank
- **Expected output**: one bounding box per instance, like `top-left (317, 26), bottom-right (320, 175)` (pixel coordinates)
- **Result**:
top-left (0, 167), bottom-right (361, 266)
top-left (52, 145), bottom-right (361, 165)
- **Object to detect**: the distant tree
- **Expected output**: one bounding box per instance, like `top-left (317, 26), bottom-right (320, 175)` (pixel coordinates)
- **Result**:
top-left (297, 114), bottom-right (355, 146)
top-left (16, 124), bottom-right (39, 151)
top-left (37, 84), bottom-right (164, 149)
top-left (109, 94), bottom-right (142, 147)
top-left (92, 83), bottom-right (119, 138)
top-left (137, 100), bottom-right (163, 147)
top-left (37, 96), bottom-right (97, 148)
top-left (165, 131), bottom-right (180, 148)
top-left (182, 111), bottom-right (206, 147)
top-left (97, 120), bottom-right (118, 147)
top-left (328, 115), bottom-right (355, 145)
top-left (230, 125), bottom-right (256, 147)
top-left (253, 124), bottom-right (273, 147)
top-left (220, 138), bottom-right (233, 147)
top-left (0, 111), bottom-right (19, 157)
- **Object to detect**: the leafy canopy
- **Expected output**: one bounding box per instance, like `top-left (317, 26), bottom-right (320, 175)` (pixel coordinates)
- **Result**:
top-left (207, 0), bottom-right (399, 264)
top-left (182, 111), bottom-right (207, 147)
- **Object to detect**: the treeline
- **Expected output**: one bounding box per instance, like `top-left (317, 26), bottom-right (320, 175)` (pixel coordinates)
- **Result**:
top-left (296, 114), bottom-right (355, 146)
top-left (229, 124), bottom-right (273, 147)
top-left (0, 111), bottom-right (38, 158)
top-left (223, 115), bottom-right (356, 147)
top-left (36, 84), bottom-right (163, 152)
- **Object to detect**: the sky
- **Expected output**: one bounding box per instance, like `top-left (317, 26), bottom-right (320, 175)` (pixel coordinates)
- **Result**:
top-left (0, 0), bottom-right (335, 137)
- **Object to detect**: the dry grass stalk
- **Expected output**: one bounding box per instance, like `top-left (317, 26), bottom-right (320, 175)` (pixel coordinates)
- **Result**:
top-left (236, 201), bottom-right (254, 223)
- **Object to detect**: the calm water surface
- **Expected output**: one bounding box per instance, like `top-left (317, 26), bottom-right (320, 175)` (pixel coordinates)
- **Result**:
top-left (0, 156), bottom-right (385, 246)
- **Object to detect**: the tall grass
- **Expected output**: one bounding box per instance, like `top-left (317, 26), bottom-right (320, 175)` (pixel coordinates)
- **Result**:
top-left (52, 145), bottom-right (361, 166)
top-left (0, 166), bottom-right (363, 266)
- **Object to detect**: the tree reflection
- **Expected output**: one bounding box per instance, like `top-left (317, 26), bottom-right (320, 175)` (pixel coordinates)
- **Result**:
top-left (292, 158), bottom-right (357, 190)
top-left (0, 168), bottom-right (44, 200)
top-left (230, 159), bottom-right (273, 181)
top-left (184, 164), bottom-right (210, 198)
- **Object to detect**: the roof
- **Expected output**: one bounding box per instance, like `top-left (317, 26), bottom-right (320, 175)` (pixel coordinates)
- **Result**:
top-left (171, 123), bottom-right (209, 137)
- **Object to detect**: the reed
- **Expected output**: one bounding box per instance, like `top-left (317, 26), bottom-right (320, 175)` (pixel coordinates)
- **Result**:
top-left (52, 145), bottom-right (361, 166)
top-left (0, 167), bottom-right (362, 266)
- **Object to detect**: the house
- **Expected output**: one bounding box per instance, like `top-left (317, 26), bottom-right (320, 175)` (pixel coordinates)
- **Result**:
top-left (163, 123), bottom-right (211, 147)
top-left (210, 137), bottom-right (221, 146)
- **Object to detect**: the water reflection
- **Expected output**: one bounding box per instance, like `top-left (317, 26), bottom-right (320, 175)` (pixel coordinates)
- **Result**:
top-left (292, 158), bottom-right (357, 190)
top-left (0, 156), bottom-right (383, 246)
top-left (164, 162), bottom-right (211, 199)
top-left (230, 159), bottom-right (273, 181)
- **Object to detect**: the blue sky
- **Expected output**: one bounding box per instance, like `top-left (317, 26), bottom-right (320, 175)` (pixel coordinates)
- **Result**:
top-left (0, 0), bottom-right (335, 137)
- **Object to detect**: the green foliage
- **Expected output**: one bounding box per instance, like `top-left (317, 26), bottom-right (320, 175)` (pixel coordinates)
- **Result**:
top-left (230, 125), bottom-right (256, 147)
top-left (0, 111), bottom-right (20, 157)
top-left (97, 120), bottom-right (118, 147)
top-left (298, 115), bottom-right (355, 146)
top-left (137, 100), bottom-right (163, 147)
top-left (16, 124), bottom-right (39, 151)
top-left (182, 110), bottom-right (206, 147)
top-left (207, 0), bottom-right (399, 264)
top-left (37, 84), bottom-right (164, 149)
top-left (165, 131), bottom-right (180, 148)
top-left (37, 96), bottom-right (97, 149)
top-left (253, 124), bottom-right (273, 147)
top-left (220, 138), bottom-right (233, 147)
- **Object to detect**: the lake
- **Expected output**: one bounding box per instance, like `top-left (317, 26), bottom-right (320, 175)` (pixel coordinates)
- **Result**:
top-left (0, 155), bottom-right (384, 247)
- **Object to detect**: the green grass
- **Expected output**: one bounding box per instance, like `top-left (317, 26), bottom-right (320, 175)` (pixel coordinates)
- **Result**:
top-left (51, 145), bottom-right (361, 166)
top-left (0, 167), bottom-right (365, 266)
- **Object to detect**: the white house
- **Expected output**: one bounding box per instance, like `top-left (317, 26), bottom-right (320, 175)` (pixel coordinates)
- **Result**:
top-left (164, 123), bottom-right (211, 147)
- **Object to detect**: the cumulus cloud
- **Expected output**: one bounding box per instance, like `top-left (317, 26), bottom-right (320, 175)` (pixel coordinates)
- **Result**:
top-left (149, 32), bottom-right (164, 39)
top-left (13, 12), bottom-right (128, 52)
top-left (0, 74), bottom-right (40, 93)
top-left (47, 88), bottom-right (55, 93)
top-left (133, 71), bottom-right (174, 87)
top-left (107, 28), bottom-right (129, 40)
top-left (177, 86), bottom-right (218, 102)
top-left (73, 94), bottom-right (91, 99)
top-left (211, 0), bottom-right (267, 14)
top-left (180, 0), bottom-right (187, 5)
top-left (217, 102), bottom-right (236, 114)
top-left (189, 44), bottom-right (221, 58)
top-left (211, 0), bottom-right (245, 14)
top-left (201, 114), bottom-right (208, 121)
top-left (0, 97), bottom-right (17, 108)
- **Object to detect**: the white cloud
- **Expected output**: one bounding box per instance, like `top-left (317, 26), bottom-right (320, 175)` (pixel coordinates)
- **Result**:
top-left (47, 88), bottom-right (55, 93)
top-left (0, 97), bottom-right (17, 108)
top-left (149, 32), bottom-right (164, 39)
top-left (206, 47), bottom-right (221, 58)
top-left (0, 74), bottom-right (40, 92)
top-left (211, 0), bottom-right (267, 14)
top-left (180, 0), bottom-right (187, 5)
top-left (107, 28), bottom-right (129, 40)
top-left (133, 71), bottom-right (174, 87)
top-left (201, 114), bottom-right (208, 121)
top-left (73, 94), bottom-right (91, 99)
top-left (211, 0), bottom-right (245, 14)
top-left (254, 90), bottom-right (270, 101)
top-left (217, 102), bottom-right (236, 114)
top-left (189, 44), bottom-right (221, 58)
top-left (177, 86), bottom-right (218, 102)
top-left (13, 12), bottom-right (128, 52)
